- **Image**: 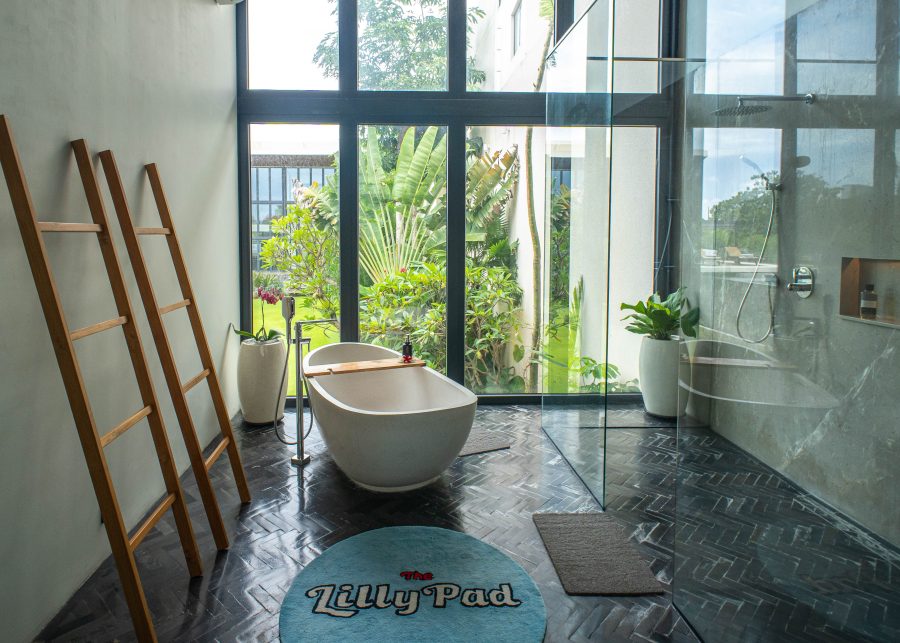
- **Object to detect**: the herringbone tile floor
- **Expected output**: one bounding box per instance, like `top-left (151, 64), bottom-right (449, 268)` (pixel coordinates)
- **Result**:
top-left (36, 405), bottom-right (900, 642)
top-left (38, 406), bottom-right (694, 642)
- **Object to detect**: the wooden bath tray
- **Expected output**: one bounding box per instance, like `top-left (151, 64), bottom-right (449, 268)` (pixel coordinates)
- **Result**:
top-left (304, 357), bottom-right (426, 378)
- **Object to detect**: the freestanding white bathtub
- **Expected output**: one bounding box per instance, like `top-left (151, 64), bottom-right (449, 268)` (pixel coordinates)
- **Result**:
top-left (303, 343), bottom-right (477, 492)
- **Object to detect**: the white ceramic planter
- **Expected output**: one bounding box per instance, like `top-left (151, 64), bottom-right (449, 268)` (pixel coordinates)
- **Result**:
top-left (237, 338), bottom-right (288, 424)
top-left (639, 336), bottom-right (689, 418)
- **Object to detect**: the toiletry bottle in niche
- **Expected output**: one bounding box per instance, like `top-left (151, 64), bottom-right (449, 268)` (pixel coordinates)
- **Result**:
top-left (860, 284), bottom-right (878, 319)
top-left (402, 334), bottom-right (413, 363)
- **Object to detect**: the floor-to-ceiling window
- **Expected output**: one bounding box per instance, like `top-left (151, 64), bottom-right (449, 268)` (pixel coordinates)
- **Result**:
top-left (238, 0), bottom-right (672, 399)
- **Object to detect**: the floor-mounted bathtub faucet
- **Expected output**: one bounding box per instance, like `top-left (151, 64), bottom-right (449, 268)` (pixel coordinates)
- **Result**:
top-left (275, 294), bottom-right (338, 467)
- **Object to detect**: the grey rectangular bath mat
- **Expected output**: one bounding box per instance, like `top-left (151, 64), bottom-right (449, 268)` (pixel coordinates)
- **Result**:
top-left (533, 513), bottom-right (664, 595)
top-left (458, 431), bottom-right (510, 457)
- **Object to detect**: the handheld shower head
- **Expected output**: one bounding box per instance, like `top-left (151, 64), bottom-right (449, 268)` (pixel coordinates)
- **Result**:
top-left (740, 155), bottom-right (780, 191)
top-left (739, 155), bottom-right (765, 176)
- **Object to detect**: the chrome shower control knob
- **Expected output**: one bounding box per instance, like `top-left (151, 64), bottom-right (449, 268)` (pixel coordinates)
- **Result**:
top-left (787, 266), bottom-right (814, 298)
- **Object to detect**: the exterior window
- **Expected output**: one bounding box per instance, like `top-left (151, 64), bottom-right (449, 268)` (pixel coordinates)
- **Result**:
top-left (512, 3), bottom-right (522, 56)
top-left (249, 124), bottom-right (341, 395)
top-left (358, 125), bottom-right (448, 369)
top-left (248, 0), bottom-right (339, 90)
top-left (467, 0), bottom-right (555, 92)
top-left (358, 1), bottom-right (448, 91)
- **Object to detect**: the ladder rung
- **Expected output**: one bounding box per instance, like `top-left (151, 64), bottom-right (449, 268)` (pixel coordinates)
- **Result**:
top-left (129, 493), bottom-right (176, 550)
top-left (101, 406), bottom-right (153, 448)
top-left (37, 221), bottom-right (103, 233)
top-left (135, 227), bottom-right (171, 235)
top-left (182, 369), bottom-right (210, 394)
top-left (159, 299), bottom-right (190, 315)
top-left (204, 436), bottom-right (230, 471)
top-left (70, 316), bottom-right (128, 341)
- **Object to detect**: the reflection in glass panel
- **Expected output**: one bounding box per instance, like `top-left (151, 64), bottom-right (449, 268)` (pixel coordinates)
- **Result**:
top-left (358, 0), bottom-right (448, 91)
top-left (610, 0), bottom-right (659, 93)
top-left (467, 0), bottom-right (555, 92)
top-left (545, 19), bottom-right (600, 93)
top-left (796, 0), bottom-right (876, 95)
top-left (798, 129), bottom-right (875, 188)
top-left (702, 1), bottom-right (785, 95)
top-left (358, 125), bottom-right (447, 369)
top-left (248, 0), bottom-right (338, 90)
top-left (250, 124), bottom-right (341, 395)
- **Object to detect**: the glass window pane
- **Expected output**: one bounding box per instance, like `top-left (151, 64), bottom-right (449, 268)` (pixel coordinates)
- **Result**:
top-left (607, 127), bottom-right (657, 391)
top-left (300, 167), bottom-right (312, 186)
top-left (700, 1), bottom-right (785, 95)
top-left (468, 0), bottom-right (555, 91)
top-left (359, 0), bottom-right (448, 91)
top-left (270, 167), bottom-right (284, 202)
top-left (358, 125), bottom-right (447, 371)
top-left (465, 126), bottom-right (533, 392)
top-left (248, 0), bottom-right (338, 90)
top-left (250, 124), bottom-right (341, 396)
top-left (251, 168), bottom-right (258, 201)
top-left (258, 168), bottom-right (270, 201)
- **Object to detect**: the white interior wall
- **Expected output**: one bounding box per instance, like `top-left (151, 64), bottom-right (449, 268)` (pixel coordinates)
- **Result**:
top-left (0, 1), bottom-right (239, 640)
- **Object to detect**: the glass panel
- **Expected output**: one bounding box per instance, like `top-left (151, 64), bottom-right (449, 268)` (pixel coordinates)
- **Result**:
top-left (463, 126), bottom-right (538, 394)
top-left (607, 126), bottom-right (657, 395)
top-left (467, 0), bottom-right (556, 92)
top-left (248, 0), bottom-right (339, 90)
top-left (674, 2), bottom-right (900, 639)
top-left (358, 125), bottom-right (448, 370)
top-left (540, 124), bottom-right (612, 507)
top-left (610, 0), bottom-right (659, 93)
top-left (358, 0), bottom-right (448, 91)
top-left (796, 0), bottom-right (877, 95)
top-left (544, 0), bottom-right (611, 93)
top-left (250, 124), bottom-right (341, 396)
top-left (700, 1), bottom-right (785, 95)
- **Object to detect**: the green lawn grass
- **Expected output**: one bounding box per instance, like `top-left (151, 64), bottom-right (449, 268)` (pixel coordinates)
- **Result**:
top-left (250, 299), bottom-right (339, 396)
top-left (252, 298), bottom-right (578, 395)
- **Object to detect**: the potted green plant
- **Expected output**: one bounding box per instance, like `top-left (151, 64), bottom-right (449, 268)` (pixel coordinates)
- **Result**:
top-left (233, 281), bottom-right (287, 424)
top-left (621, 288), bottom-right (699, 417)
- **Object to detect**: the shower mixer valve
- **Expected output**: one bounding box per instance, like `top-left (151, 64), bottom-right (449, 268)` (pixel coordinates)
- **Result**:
top-left (787, 266), bottom-right (814, 298)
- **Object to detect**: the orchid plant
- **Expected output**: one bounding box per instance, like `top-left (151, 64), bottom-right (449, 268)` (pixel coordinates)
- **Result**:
top-left (233, 284), bottom-right (284, 343)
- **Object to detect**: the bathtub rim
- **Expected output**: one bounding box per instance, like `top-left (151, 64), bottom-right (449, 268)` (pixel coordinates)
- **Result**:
top-left (303, 342), bottom-right (477, 417)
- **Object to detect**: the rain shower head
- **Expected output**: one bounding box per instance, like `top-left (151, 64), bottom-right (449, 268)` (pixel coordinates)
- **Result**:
top-left (713, 104), bottom-right (771, 117)
top-left (713, 93), bottom-right (816, 117)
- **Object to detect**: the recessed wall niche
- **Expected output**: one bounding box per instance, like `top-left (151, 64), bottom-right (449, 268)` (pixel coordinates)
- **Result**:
top-left (839, 257), bottom-right (900, 328)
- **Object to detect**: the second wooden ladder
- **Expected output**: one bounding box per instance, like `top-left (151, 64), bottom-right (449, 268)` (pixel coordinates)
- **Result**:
top-left (100, 151), bottom-right (251, 551)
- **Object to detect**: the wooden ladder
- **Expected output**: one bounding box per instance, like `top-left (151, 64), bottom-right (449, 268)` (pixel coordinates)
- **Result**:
top-left (0, 116), bottom-right (202, 643)
top-left (99, 150), bottom-right (251, 552)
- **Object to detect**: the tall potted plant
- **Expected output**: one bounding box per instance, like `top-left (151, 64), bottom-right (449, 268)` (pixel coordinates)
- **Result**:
top-left (234, 283), bottom-right (287, 424)
top-left (621, 289), bottom-right (699, 418)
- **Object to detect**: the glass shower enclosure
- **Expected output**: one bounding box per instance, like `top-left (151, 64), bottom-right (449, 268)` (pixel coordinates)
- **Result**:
top-left (674, 0), bottom-right (900, 640)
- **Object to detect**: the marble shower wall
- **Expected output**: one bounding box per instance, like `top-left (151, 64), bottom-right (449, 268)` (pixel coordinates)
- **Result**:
top-left (678, 0), bottom-right (900, 546)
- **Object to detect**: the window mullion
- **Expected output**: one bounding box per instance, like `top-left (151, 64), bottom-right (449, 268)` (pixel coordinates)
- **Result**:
top-left (446, 119), bottom-right (466, 383)
top-left (338, 0), bottom-right (358, 95)
top-left (339, 118), bottom-right (360, 342)
top-left (448, 0), bottom-right (467, 96)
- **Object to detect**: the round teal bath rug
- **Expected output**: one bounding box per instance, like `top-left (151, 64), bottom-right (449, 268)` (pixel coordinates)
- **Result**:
top-left (279, 526), bottom-right (546, 642)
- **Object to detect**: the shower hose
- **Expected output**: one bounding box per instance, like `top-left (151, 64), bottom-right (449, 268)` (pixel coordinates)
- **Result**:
top-left (734, 187), bottom-right (777, 344)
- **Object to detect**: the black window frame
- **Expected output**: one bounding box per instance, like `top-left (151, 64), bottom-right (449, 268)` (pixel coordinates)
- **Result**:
top-left (237, 0), bottom-right (680, 401)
